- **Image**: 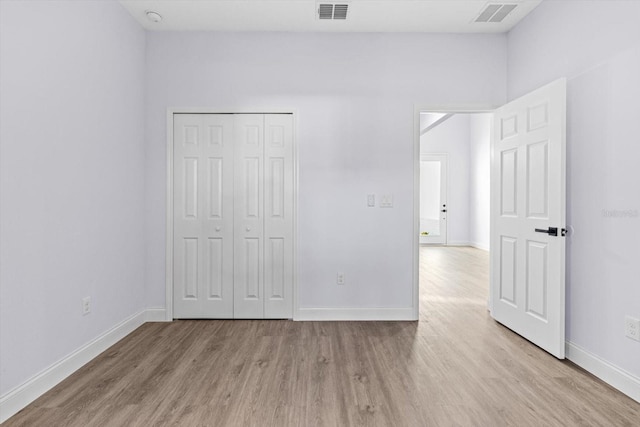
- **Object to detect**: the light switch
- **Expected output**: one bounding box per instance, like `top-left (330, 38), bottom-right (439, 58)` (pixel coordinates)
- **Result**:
top-left (380, 194), bottom-right (393, 208)
top-left (367, 194), bottom-right (375, 207)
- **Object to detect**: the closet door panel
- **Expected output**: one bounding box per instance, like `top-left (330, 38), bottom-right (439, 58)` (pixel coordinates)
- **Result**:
top-left (234, 114), bottom-right (265, 318)
top-left (174, 114), bottom-right (234, 318)
top-left (264, 114), bottom-right (294, 318)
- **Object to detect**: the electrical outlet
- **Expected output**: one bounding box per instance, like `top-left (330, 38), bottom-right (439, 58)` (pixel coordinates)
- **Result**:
top-left (625, 316), bottom-right (640, 341)
top-left (82, 297), bottom-right (91, 316)
top-left (367, 194), bottom-right (375, 207)
top-left (337, 272), bottom-right (345, 285)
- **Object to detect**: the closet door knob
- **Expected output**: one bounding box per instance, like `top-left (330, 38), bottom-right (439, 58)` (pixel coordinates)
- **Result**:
top-left (246, 227), bottom-right (251, 232)
top-left (215, 226), bottom-right (221, 231)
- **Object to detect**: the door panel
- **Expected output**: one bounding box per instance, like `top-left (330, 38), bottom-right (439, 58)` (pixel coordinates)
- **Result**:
top-left (491, 78), bottom-right (566, 358)
top-left (264, 114), bottom-right (294, 318)
top-left (182, 238), bottom-right (198, 299)
top-left (174, 114), bottom-right (234, 318)
top-left (206, 237), bottom-right (223, 299)
top-left (234, 114), bottom-right (265, 318)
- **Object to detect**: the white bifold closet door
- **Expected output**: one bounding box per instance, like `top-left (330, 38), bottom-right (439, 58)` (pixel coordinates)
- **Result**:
top-left (173, 113), bottom-right (294, 319)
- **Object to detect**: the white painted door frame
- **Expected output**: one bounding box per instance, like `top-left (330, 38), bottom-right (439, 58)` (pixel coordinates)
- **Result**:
top-left (165, 108), bottom-right (299, 321)
top-left (412, 105), bottom-right (496, 320)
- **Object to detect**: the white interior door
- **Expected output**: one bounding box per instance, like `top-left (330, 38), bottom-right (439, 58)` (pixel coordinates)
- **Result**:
top-left (264, 114), bottom-right (294, 318)
top-left (173, 113), bottom-right (294, 319)
top-left (420, 154), bottom-right (447, 244)
top-left (233, 114), bottom-right (266, 318)
top-left (490, 78), bottom-right (567, 358)
top-left (173, 114), bottom-right (235, 318)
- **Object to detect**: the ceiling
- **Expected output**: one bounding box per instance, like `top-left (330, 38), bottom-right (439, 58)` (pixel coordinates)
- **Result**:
top-left (119, 0), bottom-right (543, 33)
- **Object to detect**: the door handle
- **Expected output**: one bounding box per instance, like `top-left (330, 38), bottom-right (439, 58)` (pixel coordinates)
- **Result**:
top-left (535, 227), bottom-right (558, 236)
top-left (441, 209), bottom-right (447, 213)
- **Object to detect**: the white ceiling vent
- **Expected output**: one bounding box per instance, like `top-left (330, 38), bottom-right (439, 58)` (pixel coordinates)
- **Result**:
top-left (475, 3), bottom-right (517, 23)
top-left (317, 3), bottom-right (349, 20)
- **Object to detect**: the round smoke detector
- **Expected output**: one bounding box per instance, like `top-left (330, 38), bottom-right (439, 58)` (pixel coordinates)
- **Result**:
top-left (146, 11), bottom-right (163, 23)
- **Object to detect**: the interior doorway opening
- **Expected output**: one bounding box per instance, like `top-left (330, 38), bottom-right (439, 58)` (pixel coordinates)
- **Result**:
top-left (414, 109), bottom-right (494, 319)
top-left (415, 80), bottom-right (567, 359)
top-left (419, 111), bottom-right (492, 250)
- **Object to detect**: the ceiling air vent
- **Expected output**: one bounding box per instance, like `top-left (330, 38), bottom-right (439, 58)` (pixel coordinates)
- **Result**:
top-left (475, 3), bottom-right (517, 23)
top-left (317, 3), bottom-right (349, 20)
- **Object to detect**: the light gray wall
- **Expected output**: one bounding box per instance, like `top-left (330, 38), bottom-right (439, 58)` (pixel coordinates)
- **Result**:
top-left (508, 0), bottom-right (640, 377)
top-left (420, 114), bottom-right (471, 245)
top-left (0, 1), bottom-right (147, 395)
top-left (469, 114), bottom-right (491, 251)
top-left (144, 32), bottom-right (507, 309)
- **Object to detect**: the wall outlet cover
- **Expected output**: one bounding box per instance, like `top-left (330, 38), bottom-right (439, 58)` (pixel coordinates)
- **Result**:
top-left (625, 316), bottom-right (640, 341)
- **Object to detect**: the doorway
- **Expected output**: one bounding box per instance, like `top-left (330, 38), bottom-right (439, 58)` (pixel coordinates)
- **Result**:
top-left (414, 78), bottom-right (567, 359)
top-left (413, 109), bottom-right (494, 321)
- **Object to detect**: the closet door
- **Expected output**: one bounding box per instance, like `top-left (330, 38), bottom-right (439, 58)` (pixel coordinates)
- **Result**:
top-left (264, 114), bottom-right (294, 318)
top-left (173, 114), bottom-right (234, 318)
top-left (233, 114), bottom-right (265, 318)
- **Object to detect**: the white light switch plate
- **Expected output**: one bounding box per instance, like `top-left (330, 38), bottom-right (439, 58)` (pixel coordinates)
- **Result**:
top-left (380, 194), bottom-right (393, 208)
top-left (367, 194), bottom-right (375, 207)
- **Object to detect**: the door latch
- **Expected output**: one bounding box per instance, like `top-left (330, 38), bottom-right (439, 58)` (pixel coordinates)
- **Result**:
top-left (534, 227), bottom-right (558, 236)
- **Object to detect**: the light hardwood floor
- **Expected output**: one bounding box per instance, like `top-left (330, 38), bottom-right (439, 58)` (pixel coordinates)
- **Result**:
top-left (5, 247), bottom-right (639, 426)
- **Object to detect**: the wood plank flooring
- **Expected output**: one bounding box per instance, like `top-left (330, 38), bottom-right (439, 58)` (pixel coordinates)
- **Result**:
top-left (5, 247), bottom-right (639, 426)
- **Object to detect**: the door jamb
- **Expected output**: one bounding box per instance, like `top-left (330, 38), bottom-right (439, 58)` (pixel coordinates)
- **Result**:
top-left (165, 108), bottom-right (299, 321)
top-left (412, 105), bottom-right (497, 320)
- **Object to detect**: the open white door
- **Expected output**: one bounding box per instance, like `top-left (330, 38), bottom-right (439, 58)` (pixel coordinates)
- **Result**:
top-left (490, 78), bottom-right (567, 358)
top-left (420, 154), bottom-right (448, 244)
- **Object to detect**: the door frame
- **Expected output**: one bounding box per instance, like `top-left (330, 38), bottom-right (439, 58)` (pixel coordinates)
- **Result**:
top-left (165, 108), bottom-right (299, 321)
top-left (419, 153), bottom-right (449, 245)
top-left (412, 105), bottom-right (497, 319)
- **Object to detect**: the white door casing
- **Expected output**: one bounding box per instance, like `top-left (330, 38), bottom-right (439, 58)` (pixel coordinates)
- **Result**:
top-left (172, 113), bottom-right (294, 319)
top-left (420, 154), bottom-right (448, 245)
top-left (490, 78), bottom-right (567, 358)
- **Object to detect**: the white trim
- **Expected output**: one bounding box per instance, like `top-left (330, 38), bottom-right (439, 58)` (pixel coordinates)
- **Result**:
top-left (145, 308), bottom-right (169, 322)
top-left (297, 307), bottom-right (415, 321)
top-left (470, 242), bottom-right (490, 251)
top-left (166, 108), bottom-right (299, 321)
top-left (413, 105), bottom-right (497, 322)
top-left (446, 241), bottom-right (472, 247)
top-left (566, 341), bottom-right (640, 403)
top-left (0, 309), bottom-right (150, 423)
top-left (165, 110), bottom-right (174, 321)
top-left (292, 113), bottom-right (300, 320)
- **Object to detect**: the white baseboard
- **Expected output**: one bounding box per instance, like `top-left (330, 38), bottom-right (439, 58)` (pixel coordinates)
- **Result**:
top-left (566, 341), bottom-right (640, 403)
top-left (470, 241), bottom-right (490, 251)
top-left (145, 307), bottom-right (169, 322)
top-left (296, 307), bottom-right (416, 321)
top-left (0, 309), bottom-right (154, 423)
top-left (445, 241), bottom-right (470, 246)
